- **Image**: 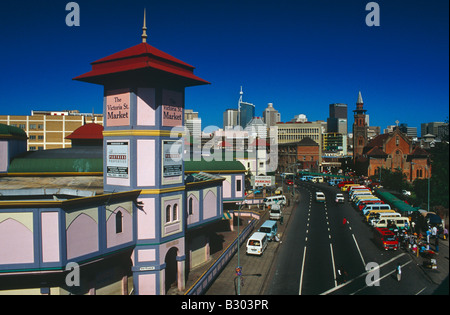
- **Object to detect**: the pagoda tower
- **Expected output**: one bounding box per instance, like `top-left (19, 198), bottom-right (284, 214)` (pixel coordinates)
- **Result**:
top-left (74, 12), bottom-right (209, 295)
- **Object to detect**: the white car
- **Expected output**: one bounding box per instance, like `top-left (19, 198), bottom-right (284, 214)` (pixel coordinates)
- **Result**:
top-left (335, 193), bottom-right (345, 203)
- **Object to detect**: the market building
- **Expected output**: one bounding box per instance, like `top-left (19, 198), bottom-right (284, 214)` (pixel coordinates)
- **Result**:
top-left (0, 15), bottom-right (246, 295)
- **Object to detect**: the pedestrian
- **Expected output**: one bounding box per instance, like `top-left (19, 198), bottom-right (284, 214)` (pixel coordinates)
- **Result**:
top-left (432, 226), bottom-right (437, 239)
top-left (426, 229), bottom-right (431, 243)
top-left (396, 263), bottom-right (401, 282)
top-left (435, 237), bottom-right (439, 253)
top-left (411, 221), bottom-right (416, 234)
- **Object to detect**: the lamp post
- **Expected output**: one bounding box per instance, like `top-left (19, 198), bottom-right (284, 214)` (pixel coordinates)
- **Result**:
top-left (236, 188), bottom-right (254, 295)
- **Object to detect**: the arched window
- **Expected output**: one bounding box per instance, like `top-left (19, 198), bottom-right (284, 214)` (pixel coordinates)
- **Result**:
top-left (173, 204), bottom-right (178, 221)
top-left (188, 197), bottom-right (193, 215)
top-left (166, 205), bottom-right (171, 223)
top-left (116, 211), bottom-right (123, 234)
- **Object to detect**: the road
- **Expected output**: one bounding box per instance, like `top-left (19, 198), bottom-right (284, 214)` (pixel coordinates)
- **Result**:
top-left (266, 181), bottom-right (439, 295)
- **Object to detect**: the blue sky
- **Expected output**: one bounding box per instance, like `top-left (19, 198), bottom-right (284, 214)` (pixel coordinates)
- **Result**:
top-left (0, 0), bottom-right (448, 136)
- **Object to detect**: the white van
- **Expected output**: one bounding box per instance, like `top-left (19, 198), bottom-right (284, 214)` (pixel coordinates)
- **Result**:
top-left (246, 232), bottom-right (268, 256)
top-left (362, 204), bottom-right (391, 215)
top-left (315, 191), bottom-right (326, 202)
top-left (269, 204), bottom-right (282, 220)
top-left (263, 195), bottom-right (287, 207)
top-left (373, 217), bottom-right (410, 230)
top-left (311, 176), bottom-right (323, 183)
top-left (369, 212), bottom-right (401, 226)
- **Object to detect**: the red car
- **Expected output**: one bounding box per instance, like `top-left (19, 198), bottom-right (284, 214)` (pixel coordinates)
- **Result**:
top-left (285, 179), bottom-right (294, 185)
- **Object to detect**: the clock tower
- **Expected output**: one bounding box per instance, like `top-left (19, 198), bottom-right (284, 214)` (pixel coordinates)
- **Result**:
top-left (353, 91), bottom-right (367, 160)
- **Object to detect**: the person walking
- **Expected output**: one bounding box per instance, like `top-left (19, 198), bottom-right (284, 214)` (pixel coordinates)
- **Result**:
top-left (396, 263), bottom-right (402, 282)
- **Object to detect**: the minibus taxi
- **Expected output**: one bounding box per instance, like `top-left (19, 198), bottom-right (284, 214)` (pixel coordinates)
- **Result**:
top-left (373, 228), bottom-right (399, 250)
top-left (259, 220), bottom-right (278, 241)
top-left (355, 197), bottom-right (380, 208)
top-left (338, 180), bottom-right (354, 189)
top-left (341, 184), bottom-right (360, 192)
top-left (373, 216), bottom-right (410, 230)
top-left (358, 199), bottom-right (383, 211)
top-left (246, 232), bottom-right (268, 256)
top-left (263, 195), bottom-right (287, 207)
top-left (354, 195), bottom-right (379, 206)
top-left (268, 204), bottom-right (282, 221)
top-left (365, 209), bottom-right (396, 222)
top-left (350, 191), bottom-right (373, 202)
top-left (362, 203), bottom-right (392, 215)
top-left (348, 186), bottom-right (370, 194)
top-left (368, 212), bottom-right (401, 226)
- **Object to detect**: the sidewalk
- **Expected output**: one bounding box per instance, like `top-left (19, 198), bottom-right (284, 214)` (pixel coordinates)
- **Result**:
top-left (406, 235), bottom-right (449, 290)
top-left (178, 193), bottom-right (295, 295)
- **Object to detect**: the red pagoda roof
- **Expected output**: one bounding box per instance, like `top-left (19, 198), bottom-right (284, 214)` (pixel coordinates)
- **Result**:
top-left (73, 43), bottom-right (210, 87)
top-left (66, 123), bottom-right (104, 140)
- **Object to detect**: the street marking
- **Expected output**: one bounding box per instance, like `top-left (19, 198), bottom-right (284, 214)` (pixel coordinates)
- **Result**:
top-left (320, 253), bottom-right (408, 295)
top-left (330, 243), bottom-right (337, 287)
top-left (352, 234), bottom-right (366, 267)
top-left (350, 260), bottom-right (412, 295)
top-left (299, 246), bottom-right (307, 295)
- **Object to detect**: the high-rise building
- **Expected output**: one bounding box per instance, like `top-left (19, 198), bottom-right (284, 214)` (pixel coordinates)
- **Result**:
top-left (238, 87), bottom-right (255, 129)
top-left (185, 109), bottom-right (202, 138)
top-left (263, 103), bottom-right (281, 127)
top-left (421, 122), bottom-right (445, 137)
top-left (327, 103), bottom-right (348, 134)
top-left (223, 109), bottom-right (239, 129)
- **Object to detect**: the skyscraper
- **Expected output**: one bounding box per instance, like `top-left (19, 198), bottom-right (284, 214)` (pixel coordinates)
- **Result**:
top-left (263, 103), bottom-right (281, 127)
top-left (327, 103), bottom-right (348, 134)
top-left (238, 87), bottom-right (255, 129)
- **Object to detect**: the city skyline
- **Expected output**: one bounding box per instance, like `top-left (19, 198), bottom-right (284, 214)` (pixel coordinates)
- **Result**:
top-left (0, 0), bottom-right (448, 135)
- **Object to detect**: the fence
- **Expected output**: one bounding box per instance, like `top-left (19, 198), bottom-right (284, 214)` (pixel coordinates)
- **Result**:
top-left (185, 219), bottom-right (256, 295)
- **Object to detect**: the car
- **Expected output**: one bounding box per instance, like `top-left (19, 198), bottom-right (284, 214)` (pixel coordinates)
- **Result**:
top-left (315, 191), bottom-right (326, 202)
top-left (285, 179), bottom-right (294, 185)
top-left (335, 193), bottom-right (345, 203)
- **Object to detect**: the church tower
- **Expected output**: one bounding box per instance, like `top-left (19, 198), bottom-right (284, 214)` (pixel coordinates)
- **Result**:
top-left (352, 91), bottom-right (367, 159)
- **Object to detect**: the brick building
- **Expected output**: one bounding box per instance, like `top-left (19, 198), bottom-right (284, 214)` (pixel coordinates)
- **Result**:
top-left (278, 137), bottom-right (320, 172)
top-left (361, 128), bottom-right (431, 181)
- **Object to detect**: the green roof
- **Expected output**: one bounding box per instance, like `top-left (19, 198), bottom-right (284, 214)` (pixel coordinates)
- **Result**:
top-left (376, 190), bottom-right (419, 213)
top-left (8, 158), bottom-right (103, 173)
top-left (0, 124), bottom-right (27, 139)
top-left (185, 159), bottom-right (246, 173)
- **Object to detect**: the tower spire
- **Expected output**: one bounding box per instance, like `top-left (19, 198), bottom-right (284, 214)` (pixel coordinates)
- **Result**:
top-left (141, 9), bottom-right (148, 43)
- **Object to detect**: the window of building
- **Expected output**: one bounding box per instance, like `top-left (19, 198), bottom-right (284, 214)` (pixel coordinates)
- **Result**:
top-left (173, 204), bottom-right (178, 221)
top-left (166, 205), bottom-right (171, 223)
top-left (188, 198), bottom-right (193, 215)
top-left (236, 179), bottom-right (242, 192)
top-left (116, 211), bottom-right (123, 234)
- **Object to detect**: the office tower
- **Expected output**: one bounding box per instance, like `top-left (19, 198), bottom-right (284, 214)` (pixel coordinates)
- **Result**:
top-left (223, 109), bottom-right (239, 129)
top-left (263, 103), bottom-right (281, 127)
top-left (238, 87), bottom-right (255, 129)
top-left (327, 103), bottom-right (348, 134)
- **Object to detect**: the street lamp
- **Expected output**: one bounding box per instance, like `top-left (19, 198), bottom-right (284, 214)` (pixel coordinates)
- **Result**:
top-left (236, 188), bottom-right (255, 295)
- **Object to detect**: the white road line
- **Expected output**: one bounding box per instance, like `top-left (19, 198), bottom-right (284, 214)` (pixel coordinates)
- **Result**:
top-left (352, 234), bottom-right (366, 267)
top-left (299, 246), bottom-right (307, 295)
top-left (330, 243), bottom-right (337, 287)
top-left (320, 253), bottom-right (408, 295)
top-left (350, 260), bottom-right (412, 295)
